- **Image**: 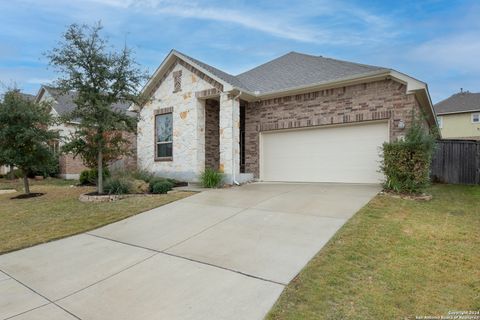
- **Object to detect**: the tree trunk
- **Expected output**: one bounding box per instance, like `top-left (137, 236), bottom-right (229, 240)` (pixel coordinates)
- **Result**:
top-left (22, 170), bottom-right (30, 195)
top-left (97, 149), bottom-right (103, 194)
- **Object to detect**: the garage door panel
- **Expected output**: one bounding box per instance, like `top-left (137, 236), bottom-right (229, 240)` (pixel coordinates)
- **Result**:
top-left (260, 122), bottom-right (388, 183)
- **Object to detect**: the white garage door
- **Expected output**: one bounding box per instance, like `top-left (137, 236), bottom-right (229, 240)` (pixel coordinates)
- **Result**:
top-left (260, 121), bottom-right (389, 183)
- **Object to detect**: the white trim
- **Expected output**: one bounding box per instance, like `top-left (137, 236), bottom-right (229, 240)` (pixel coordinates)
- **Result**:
top-left (436, 109), bottom-right (480, 116)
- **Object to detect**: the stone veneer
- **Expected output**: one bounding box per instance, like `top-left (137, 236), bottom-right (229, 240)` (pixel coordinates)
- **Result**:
top-left (137, 61), bottom-right (220, 181)
top-left (204, 99), bottom-right (220, 170)
top-left (244, 79), bottom-right (426, 177)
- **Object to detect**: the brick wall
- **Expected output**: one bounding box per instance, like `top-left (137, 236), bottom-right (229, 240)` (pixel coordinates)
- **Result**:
top-left (244, 79), bottom-right (425, 177)
top-left (205, 99), bottom-right (220, 170)
top-left (59, 154), bottom-right (88, 178)
top-left (59, 131), bottom-right (137, 178)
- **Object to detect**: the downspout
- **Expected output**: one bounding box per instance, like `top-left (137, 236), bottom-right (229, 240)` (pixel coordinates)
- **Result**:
top-left (232, 91), bottom-right (242, 185)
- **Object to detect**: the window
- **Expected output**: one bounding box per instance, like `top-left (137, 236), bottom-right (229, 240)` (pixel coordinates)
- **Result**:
top-left (472, 113), bottom-right (480, 123)
top-left (155, 113), bottom-right (173, 159)
top-left (437, 116), bottom-right (443, 129)
top-left (49, 139), bottom-right (60, 155)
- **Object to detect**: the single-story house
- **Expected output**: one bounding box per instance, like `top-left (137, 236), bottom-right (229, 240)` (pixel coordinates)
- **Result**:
top-left (434, 90), bottom-right (480, 140)
top-left (132, 50), bottom-right (436, 184)
top-left (36, 86), bottom-right (137, 179)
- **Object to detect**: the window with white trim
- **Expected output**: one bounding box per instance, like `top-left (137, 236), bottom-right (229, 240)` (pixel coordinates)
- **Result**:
top-left (472, 113), bottom-right (480, 124)
top-left (155, 113), bottom-right (173, 159)
top-left (437, 116), bottom-right (443, 129)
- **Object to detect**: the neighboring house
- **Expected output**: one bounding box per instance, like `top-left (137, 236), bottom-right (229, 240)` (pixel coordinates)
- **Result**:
top-left (434, 91), bottom-right (480, 140)
top-left (35, 86), bottom-right (137, 179)
top-left (132, 50), bottom-right (436, 184)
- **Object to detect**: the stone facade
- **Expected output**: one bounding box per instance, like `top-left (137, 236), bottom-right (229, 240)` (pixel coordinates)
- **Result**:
top-left (204, 99), bottom-right (220, 170)
top-left (244, 79), bottom-right (425, 177)
top-left (137, 61), bottom-right (220, 181)
top-left (219, 93), bottom-right (241, 183)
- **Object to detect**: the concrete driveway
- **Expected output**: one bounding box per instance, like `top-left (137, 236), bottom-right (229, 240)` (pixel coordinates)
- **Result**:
top-left (0, 182), bottom-right (379, 320)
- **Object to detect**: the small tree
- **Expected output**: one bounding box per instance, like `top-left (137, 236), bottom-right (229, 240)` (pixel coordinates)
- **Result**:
top-left (47, 22), bottom-right (146, 194)
top-left (0, 90), bottom-right (59, 194)
top-left (381, 116), bottom-right (436, 194)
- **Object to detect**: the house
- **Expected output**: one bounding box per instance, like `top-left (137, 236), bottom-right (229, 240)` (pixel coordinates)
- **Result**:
top-left (433, 90), bottom-right (480, 140)
top-left (35, 86), bottom-right (137, 179)
top-left (132, 50), bottom-right (436, 184)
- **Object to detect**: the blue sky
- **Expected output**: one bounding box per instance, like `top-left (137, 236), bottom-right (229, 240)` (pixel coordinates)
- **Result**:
top-left (0, 0), bottom-right (478, 103)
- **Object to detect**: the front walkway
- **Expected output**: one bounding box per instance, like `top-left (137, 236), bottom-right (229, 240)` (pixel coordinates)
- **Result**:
top-left (0, 183), bottom-right (379, 320)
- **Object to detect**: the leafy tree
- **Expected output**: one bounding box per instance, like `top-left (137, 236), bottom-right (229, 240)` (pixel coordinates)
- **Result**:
top-left (47, 22), bottom-right (146, 194)
top-left (0, 90), bottom-right (59, 194)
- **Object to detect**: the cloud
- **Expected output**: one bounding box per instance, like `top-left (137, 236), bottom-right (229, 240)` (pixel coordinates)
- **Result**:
top-left (81, 0), bottom-right (394, 45)
top-left (410, 33), bottom-right (480, 73)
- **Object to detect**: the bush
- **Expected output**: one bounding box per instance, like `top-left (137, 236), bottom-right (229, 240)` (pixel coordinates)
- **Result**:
top-left (381, 119), bottom-right (436, 194)
top-left (104, 177), bottom-right (131, 195)
top-left (150, 180), bottom-right (173, 194)
top-left (28, 156), bottom-right (59, 178)
top-left (131, 179), bottom-right (149, 193)
top-left (79, 168), bottom-right (110, 185)
top-left (6, 168), bottom-right (23, 179)
top-left (130, 169), bottom-right (155, 183)
top-left (200, 168), bottom-right (223, 188)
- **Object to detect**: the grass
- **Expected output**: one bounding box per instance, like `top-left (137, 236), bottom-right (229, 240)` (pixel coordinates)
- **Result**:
top-left (0, 178), bottom-right (195, 254)
top-left (267, 184), bottom-right (480, 320)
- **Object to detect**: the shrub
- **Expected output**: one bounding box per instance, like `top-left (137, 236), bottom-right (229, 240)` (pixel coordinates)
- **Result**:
top-left (131, 179), bottom-right (149, 193)
top-left (381, 119), bottom-right (436, 194)
top-left (150, 180), bottom-right (173, 194)
top-left (79, 168), bottom-right (110, 185)
top-left (6, 169), bottom-right (23, 179)
top-left (130, 169), bottom-right (155, 183)
top-left (200, 168), bottom-right (223, 188)
top-left (28, 156), bottom-right (59, 178)
top-left (104, 177), bottom-right (131, 195)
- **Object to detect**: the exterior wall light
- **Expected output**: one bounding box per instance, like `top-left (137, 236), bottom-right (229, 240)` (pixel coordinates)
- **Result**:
top-left (397, 120), bottom-right (405, 129)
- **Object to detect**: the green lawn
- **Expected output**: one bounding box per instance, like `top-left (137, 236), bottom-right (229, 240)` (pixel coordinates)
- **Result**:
top-left (267, 184), bottom-right (480, 320)
top-left (0, 178), bottom-right (194, 254)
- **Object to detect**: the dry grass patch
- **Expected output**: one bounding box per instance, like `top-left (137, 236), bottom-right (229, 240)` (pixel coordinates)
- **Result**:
top-left (267, 184), bottom-right (480, 320)
top-left (0, 179), bottom-right (194, 254)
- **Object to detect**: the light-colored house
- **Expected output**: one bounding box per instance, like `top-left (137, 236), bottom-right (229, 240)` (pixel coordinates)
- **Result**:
top-left (132, 50), bottom-right (436, 184)
top-left (36, 86), bottom-right (136, 179)
top-left (434, 91), bottom-right (480, 140)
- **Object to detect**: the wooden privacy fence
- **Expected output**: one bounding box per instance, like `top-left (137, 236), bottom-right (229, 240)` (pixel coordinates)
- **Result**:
top-left (431, 139), bottom-right (480, 185)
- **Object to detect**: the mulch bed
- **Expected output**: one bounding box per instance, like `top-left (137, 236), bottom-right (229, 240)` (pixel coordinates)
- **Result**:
top-left (11, 193), bottom-right (44, 200)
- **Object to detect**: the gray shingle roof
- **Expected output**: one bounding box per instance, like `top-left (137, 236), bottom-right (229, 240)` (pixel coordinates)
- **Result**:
top-left (174, 51), bottom-right (388, 94)
top-left (235, 52), bottom-right (388, 94)
top-left (434, 92), bottom-right (480, 115)
top-left (43, 86), bottom-right (134, 118)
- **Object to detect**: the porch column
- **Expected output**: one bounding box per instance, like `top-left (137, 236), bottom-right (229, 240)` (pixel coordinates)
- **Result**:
top-left (219, 93), bottom-right (240, 184)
